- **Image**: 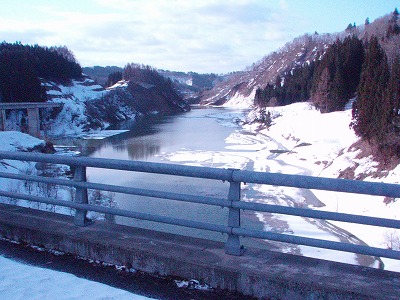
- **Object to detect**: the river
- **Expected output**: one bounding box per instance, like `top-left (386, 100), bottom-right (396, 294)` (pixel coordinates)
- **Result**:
top-left (50, 106), bottom-right (380, 265)
top-left (52, 107), bottom-right (272, 248)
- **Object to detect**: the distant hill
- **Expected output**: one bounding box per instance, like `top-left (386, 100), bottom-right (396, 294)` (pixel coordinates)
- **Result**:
top-left (109, 63), bottom-right (190, 114)
top-left (83, 65), bottom-right (223, 104)
top-left (157, 70), bottom-right (223, 103)
top-left (82, 66), bottom-right (123, 86)
top-left (200, 10), bottom-right (400, 108)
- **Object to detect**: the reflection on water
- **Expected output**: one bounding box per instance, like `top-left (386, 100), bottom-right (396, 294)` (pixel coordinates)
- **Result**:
top-left (117, 141), bottom-right (160, 160)
top-left (49, 107), bottom-right (266, 246)
top-left (49, 113), bottom-right (167, 159)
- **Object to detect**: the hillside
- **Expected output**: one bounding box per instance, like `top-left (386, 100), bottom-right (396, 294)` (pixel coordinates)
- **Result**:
top-left (1, 54), bottom-right (190, 135)
top-left (43, 69), bottom-right (190, 136)
top-left (83, 65), bottom-right (223, 103)
top-left (82, 66), bottom-right (123, 86)
top-left (200, 11), bottom-right (400, 108)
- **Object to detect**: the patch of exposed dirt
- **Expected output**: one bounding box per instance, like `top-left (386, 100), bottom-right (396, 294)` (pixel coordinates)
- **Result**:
top-left (340, 139), bottom-right (400, 180)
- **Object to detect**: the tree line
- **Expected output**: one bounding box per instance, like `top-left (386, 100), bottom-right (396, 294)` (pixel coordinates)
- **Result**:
top-left (105, 63), bottom-right (189, 114)
top-left (351, 36), bottom-right (400, 159)
top-left (254, 35), bottom-right (364, 111)
top-left (254, 11), bottom-right (400, 159)
top-left (0, 42), bottom-right (82, 103)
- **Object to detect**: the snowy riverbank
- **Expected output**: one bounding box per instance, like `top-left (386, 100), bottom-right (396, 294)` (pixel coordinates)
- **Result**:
top-left (1, 102), bottom-right (399, 274)
top-left (159, 102), bottom-right (400, 271)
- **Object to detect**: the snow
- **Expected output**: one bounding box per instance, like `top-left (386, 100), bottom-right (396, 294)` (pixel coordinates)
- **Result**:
top-left (107, 80), bottom-right (129, 90)
top-left (0, 255), bottom-right (153, 300)
top-left (79, 130), bottom-right (129, 140)
top-left (44, 77), bottom-right (125, 136)
top-left (156, 101), bottom-right (400, 272)
top-left (1, 99), bottom-right (400, 297)
top-left (0, 131), bottom-right (45, 152)
top-left (54, 78), bottom-right (106, 102)
top-left (222, 90), bottom-right (255, 109)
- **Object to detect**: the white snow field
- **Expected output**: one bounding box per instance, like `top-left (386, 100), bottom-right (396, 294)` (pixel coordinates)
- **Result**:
top-left (0, 255), bottom-right (153, 300)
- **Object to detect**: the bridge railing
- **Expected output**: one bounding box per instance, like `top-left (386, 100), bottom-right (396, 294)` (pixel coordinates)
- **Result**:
top-left (0, 151), bottom-right (399, 261)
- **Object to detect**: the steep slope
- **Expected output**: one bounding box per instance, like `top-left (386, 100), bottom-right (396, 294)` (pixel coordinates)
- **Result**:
top-left (200, 33), bottom-right (335, 107)
top-left (44, 77), bottom-right (136, 135)
top-left (201, 11), bottom-right (399, 108)
top-left (43, 73), bottom-right (189, 136)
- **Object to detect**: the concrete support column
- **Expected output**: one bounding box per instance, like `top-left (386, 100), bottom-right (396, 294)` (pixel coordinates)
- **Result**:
top-left (225, 175), bottom-right (244, 256)
top-left (27, 107), bottom-right (40, 137)
top-left (0, 109), bottom-right (5, 131)
top-left (73, 166), bottom-right (90, 226)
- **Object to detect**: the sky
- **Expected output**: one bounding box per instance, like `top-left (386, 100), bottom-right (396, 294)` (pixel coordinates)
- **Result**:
top-left (0, 0), bottom-right (398, 73)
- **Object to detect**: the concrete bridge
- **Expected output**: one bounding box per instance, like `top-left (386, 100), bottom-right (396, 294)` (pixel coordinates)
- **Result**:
top-left (0, 151), bottom-right (400, 299)
top-left (0, 102), bottom-right (62, 136)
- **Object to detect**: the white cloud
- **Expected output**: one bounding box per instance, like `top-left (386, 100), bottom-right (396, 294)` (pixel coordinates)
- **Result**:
top-left (0, 0), bottom-right (321, 73)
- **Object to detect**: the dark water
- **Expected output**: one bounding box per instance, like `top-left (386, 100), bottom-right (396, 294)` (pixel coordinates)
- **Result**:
top-left (52, 107), bottom-right (266, 245)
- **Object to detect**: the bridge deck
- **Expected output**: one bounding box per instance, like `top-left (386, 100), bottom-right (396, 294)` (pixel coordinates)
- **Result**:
top-left (0, 102), bottom-right (62, 110)
top-left (0, 203), bottom-right (399, 299)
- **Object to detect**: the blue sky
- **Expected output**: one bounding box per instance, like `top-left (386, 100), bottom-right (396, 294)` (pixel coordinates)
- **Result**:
top-left (0, 0), bottom-right (398, 73)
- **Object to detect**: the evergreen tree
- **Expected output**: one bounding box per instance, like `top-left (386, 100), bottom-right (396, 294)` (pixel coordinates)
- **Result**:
top-left (0, 42), bottom-right (82, 103)
top-left (392, 7), bottom-right (399, 21)
top-left (0, 49), bottom-right (45, 103)
top-left (385, 56), bottom-right (400, 156)
top-left (352, 36), bottom-right (390, 144)
top-left (311, 36), bottom-right (363, 113)
top-left (106, 71), bottom-right (123, 87)
top-left (312, 67), bottom-right (330, 112)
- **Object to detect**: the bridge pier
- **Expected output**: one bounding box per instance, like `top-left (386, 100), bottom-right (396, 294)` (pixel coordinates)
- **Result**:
top-left (0, 102), bottom-right (62, 137)
top-left (27, 107), bottom-right (40, 137)
top-left (0, 109), bottom-right (5, 131)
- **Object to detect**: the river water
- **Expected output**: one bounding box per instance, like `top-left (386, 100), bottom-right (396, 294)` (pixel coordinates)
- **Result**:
top-left (49, 106), bottom-right (382, 265)
top-left (52, 107), bottom-right (269, 247)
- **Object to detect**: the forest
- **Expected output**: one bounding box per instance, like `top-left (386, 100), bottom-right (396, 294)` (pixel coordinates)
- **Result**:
top-left (254, 10), bottom-right (400, 160)
top-left (0, 42), bottom-right (82, 103)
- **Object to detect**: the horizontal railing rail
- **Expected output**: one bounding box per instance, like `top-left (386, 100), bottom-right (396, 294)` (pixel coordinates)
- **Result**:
top-left (0, 151), bottom-right (399, 262)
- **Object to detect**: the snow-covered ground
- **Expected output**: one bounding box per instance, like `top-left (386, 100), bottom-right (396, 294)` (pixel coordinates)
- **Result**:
top-left (42, 77), bottom-right (137, 137)
top-left (0, 132), bottom-right (153, 298)
top-left (158, 102), bottom-right (400, 272)
top-left (0, 255), bottom-right (153, 300)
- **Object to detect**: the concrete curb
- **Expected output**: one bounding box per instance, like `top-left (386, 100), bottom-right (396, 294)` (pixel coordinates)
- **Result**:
top-left (1, 203), bottom-right (399, 299)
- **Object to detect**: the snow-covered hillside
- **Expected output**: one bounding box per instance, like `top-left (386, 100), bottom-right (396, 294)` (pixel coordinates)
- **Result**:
top-left (200, 33), bottom-right (335, 107)
top-left (38, 73), bottom-right (190, 136)
top-left (201, 11), bottom-right (400, 108)
top-left (41, 76), bottom-right (137, 135)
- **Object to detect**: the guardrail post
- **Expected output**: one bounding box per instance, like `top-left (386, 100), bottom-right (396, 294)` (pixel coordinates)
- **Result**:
top-left (225, 176), bottom-right (244, 256)
top-left (73, 166), bottom-right (90, 226)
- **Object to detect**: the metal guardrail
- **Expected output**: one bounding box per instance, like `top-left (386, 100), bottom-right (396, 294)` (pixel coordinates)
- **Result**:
top-left (0, 151), bottom-right (399, 261)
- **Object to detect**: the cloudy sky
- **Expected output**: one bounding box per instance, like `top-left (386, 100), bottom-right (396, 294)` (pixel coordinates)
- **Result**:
top-left (0, 0), bottom-right (398, 73)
